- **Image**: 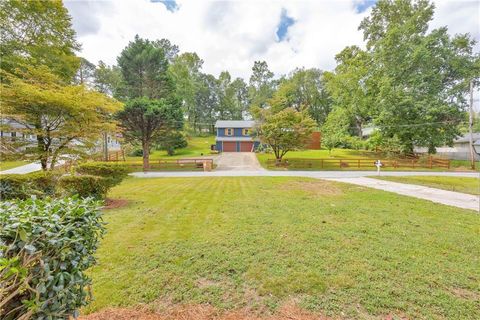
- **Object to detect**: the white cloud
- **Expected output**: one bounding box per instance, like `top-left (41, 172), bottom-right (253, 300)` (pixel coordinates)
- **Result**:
top-left (65, 0), bottom-right (479, 81)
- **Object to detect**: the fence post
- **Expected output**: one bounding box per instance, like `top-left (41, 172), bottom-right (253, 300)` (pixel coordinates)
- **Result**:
top-left (358, 159), bottom-right (360, 168)
top-left (429, 156), bottom-right (432, 169)
top-left (321, 159), bottom-right (324, 168)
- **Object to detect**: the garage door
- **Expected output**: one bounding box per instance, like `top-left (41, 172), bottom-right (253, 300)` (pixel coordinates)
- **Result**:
top-left (240, 141), bottom-right (254, 152)
top-left (223, 141), bottom-right (237, 152)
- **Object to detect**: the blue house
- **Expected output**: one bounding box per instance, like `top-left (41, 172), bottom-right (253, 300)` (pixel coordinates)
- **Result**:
top-left (214, 120), bottom-right (260, 152)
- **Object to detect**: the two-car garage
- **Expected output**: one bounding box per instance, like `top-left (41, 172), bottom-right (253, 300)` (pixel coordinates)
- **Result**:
top-left (214, 120), bottom-right (258, 152)
top-left (222, 141), bottom-right (254, 152)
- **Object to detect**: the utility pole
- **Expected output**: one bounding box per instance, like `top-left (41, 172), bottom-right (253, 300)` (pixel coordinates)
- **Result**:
top-left (469, 80), bottom-right (475, 170)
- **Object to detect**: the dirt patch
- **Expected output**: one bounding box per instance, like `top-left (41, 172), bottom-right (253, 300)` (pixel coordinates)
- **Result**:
top-left (196, 278), bottom-right (222, 289)
top-left (79, 302), bottom-right (333, 320)
top-left (103, 198), bottom-right (129, 210)
top-left (449, 287), bottom-right (480, 300)
top-left (280, 180), bottom-right (343, 197)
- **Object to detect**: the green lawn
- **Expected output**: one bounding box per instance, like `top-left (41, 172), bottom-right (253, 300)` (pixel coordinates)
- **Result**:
top-left (125, 135), bottom-right (215, 162)
top-left (0, 160), bottom-right (28, 171)
top-left (371, 176), bottom-right (480, 195)
top-left (257, 149), bottom-right (473, 172)
top-left (85, 177), bottom-right (480, 319)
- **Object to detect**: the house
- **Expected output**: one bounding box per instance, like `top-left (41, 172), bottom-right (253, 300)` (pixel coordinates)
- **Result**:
top-left (214, 120), bottom-right (260, 152)
top-left (0, 118), bottom-right (122, 154)
top-left (414, 132), bottom-right (480, 160)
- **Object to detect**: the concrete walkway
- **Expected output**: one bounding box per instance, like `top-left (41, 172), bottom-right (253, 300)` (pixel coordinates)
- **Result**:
top-left (130, 170), bottom-right (479, 211)
top-left (0, 162), bottom-right (43, 174)
top-left (0, 160), bottom-right (66, 175)
top-left (325, 177), bottom-right (478, 211)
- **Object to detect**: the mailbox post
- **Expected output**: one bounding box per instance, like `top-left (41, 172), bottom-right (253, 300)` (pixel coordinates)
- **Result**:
top-left (374, 160), bottom-right (383, 176)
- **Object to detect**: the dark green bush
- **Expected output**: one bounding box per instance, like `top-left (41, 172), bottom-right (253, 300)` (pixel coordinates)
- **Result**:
top-left (59, 174), bottom-right (109, 199)
top-left (129, 148), bottom-right (143, 157)
top-left (76, 162), bottom-right (129, 188)
top-left (0, 172), bottom-right (60, 200)
top-left (156, 131), bottom-right (188, 156)
top-left (0, 196), bottom-right (105, 320)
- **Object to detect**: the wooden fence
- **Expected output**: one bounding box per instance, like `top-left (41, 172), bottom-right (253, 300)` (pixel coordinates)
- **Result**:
top-left (267, 157), bottom-right (450, 170)
top-left (127, 158), bottom-right (214, 171)
top-left (93, 150), bottom-right (126, 162)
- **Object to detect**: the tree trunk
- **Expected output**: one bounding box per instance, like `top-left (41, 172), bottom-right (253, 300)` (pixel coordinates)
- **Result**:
top-left (40, 157), bottom-right (48, 171)
top-left (142, 140), bottom-right (150, 171)
top-left (36, 135), bottom-right (48, 171)
top-left (355, 117), bottom-right (363, 138)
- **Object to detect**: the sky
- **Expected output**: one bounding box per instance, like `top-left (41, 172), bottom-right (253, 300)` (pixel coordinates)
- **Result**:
top-left (64, 0), bottom-right (480, 80)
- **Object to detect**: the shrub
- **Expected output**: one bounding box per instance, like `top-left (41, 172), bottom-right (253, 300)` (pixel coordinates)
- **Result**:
top-left (76, 162), bottom-right (129, 188)
top-left (0, 197), bottom-right (105, 320)
top-left (128, 148), bottom-right (143, 157)
top-left (156, 131), bottom-right (187, 156)
top-left (59, 175), bottom-right (108, 199)
top-left (0, 172), bottom-right (60, 200)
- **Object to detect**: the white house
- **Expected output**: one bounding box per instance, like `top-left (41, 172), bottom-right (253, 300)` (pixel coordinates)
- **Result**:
top-left (0, 118), bottom-right (122, 154)
top-left (414, 133), bottom-right (480, 160)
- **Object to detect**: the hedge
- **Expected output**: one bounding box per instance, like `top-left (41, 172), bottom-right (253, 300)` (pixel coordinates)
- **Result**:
top-left (0, 172), bottom-right (60, 200)
top-left (0, 197), bottom-right (105, 319)
top-left (76, 162), bottom-right (129, 188)
top-left (59, 175), bottom-right (109, 199)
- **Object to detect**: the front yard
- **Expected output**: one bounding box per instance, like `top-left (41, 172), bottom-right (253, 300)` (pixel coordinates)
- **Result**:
top-left (256, 149), bottom-right (477, 172)
top-left (84, 177), bottom-right (480, 319)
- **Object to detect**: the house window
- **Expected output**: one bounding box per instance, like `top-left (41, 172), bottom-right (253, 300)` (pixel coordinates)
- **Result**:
top-left (224, 128), bottom-right (234, 136)
top-left (242, 128), bottom-right (250, 136)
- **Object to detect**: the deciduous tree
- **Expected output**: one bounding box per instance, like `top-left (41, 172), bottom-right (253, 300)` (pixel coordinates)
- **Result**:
top-left (248, 61), bottom-right (276, 109)
top-left (324, 46), bottom-right (373, 137)
top-left (1, 66), bottom-right (121, 170)
top-left (358, 0), bottom-right (478, 153)
top-left (254, 108), bottom-right (316, 162)
top-left (0, 0), bottom-right (80, 81)
top-left (270, 68), bottom-right (332, 126)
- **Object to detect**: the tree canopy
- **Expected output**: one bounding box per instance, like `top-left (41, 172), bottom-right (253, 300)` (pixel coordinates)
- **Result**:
top-left (254, 108), bottom-right (316, 161)
top-left (0, 0), bottom-right (80, 80)
top-left (1, 66), bottom-right (120, 169)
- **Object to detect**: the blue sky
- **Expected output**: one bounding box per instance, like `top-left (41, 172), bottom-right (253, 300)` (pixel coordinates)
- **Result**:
top-left (151, 0), bottom-right (178, 12)
top-left (355, 0), bottom-right (377, 13)
top-left (276, 8), bottom-right (295, 42)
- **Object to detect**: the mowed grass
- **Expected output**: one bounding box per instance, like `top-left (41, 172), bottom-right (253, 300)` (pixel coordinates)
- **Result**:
top-left (371, 176), bottom-right (480, 195)
top-left (125, 136), bottom-right (215, 162)
top-left (85, 177), bottom-right (480, 319)
top-left (0, 160), bottom-right (28, 170)
top-left (256, 149), bottom-right (382, 169)
top-left (256, 149), bottom-right (473, 172)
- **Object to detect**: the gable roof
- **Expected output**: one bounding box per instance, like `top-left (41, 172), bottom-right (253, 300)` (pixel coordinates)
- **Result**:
top-left (454, 133), bottom-right (480, 144)
top-left (214, 120), bottom-right (255, 128)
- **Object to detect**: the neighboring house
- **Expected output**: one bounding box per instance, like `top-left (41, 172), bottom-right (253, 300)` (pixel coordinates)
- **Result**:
top-left (0, 118), bottom-right (122, 154)
top-left (214, 120), bottom-right (260, 152)
top-left (414, 133), bottom-right (480, 160)
top-left (361, 126), bottom-right (377, 138)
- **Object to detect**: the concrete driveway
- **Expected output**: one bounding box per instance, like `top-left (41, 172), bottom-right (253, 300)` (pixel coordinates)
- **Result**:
top-left (214, 152), bottom-right (265, 171)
